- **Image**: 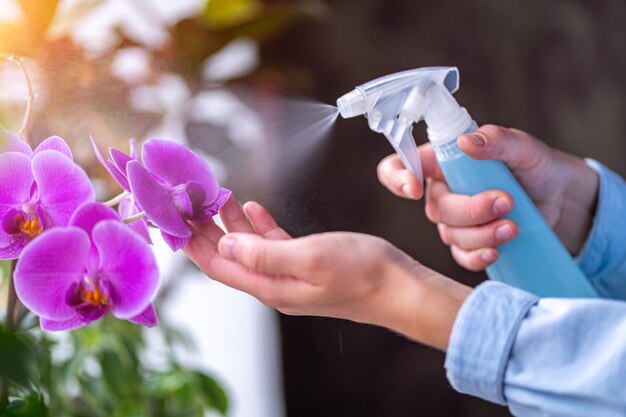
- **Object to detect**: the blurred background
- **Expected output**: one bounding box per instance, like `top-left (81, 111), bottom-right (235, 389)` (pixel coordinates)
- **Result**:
top-left (0, 0), bottom-right (624, 416)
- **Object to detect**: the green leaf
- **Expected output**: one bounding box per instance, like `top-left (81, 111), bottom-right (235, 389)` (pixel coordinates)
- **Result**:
top-left (99, 351), bottom-right (126, 399)
top-left (203, 0), bottom-right (262, 29)
top-left (194, 372), bottom-right (228, 415)
top-left (5, 399), bottom-right (26, 412)
top-left (224, 6), bottom-right (305, 42)
top-left (171, 2), bottom-right (314, 75)
top-left (150, 368), bottom-right (188, 395)
top-left (0, 326), bottom-right (36, 387)
top-left (4, 392), bottom-right (46, 417)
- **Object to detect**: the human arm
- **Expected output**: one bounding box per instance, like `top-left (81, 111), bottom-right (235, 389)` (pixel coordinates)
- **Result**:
top-left (186, 198), bottom-right (626, 416)
top-left (183, 196), bottom-right (471, 350)
top-left (575, 160), bottom-right (626, 299)
top-left (447, 281), bottom-right (626, 417)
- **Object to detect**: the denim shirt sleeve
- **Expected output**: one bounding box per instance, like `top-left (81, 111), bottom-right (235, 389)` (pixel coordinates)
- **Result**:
top-left (576, 160), bottom-right (626, 299)
top-left (446, 281), bottom-right (626, 417)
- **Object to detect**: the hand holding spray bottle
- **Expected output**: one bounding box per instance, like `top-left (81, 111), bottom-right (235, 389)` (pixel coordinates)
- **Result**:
top-left (337, 67), bottom-right (597, 298)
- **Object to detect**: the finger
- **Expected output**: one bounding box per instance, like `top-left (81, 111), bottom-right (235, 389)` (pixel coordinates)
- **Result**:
top-left (425, 180), bottom-right (514, 226)
top-left (187, 218), bottom-right (225, 245)
top-left (243, 201), bottom-right (291, 240)
top-left (450, 245), bottom-right (499, 272)
top-left (437, 223), bottom-right (451, 245)
top-left (377, 154), bottom-right (423, 199)
top-left (217, 233), bottom-right (307, 276)
top-left (458, 125), bottom-right (551, 172)
top-left (219, 195), bottom-right (255, 234)
top-left (438, 219), bottom-right (518, 250)
top-left (184, 234), bottom-right (310, 302)
top-left (376, 143), bottom-right (446, 200)
top-left (417, 143), bottom-right (445, 180)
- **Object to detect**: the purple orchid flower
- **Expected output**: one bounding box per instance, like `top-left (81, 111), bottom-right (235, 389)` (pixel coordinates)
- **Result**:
top-left (118, 139), bottom-right (230, 251)
top-left (14, 202), bottom-right (159, 331)
top-left (0, 136), bottom-right (94, 259)
top-left (91, 138), bottom-right (229, 251)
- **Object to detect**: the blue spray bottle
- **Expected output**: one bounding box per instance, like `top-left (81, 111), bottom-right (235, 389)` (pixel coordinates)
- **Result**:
top-left (336, 67), bottom-right (597, 298)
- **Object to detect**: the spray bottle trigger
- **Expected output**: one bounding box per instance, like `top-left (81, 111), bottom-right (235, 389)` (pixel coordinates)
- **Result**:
top-left (390, 128), bottom-right (424, 186)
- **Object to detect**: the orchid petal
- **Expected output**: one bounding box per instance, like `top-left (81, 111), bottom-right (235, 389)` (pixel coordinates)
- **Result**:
top-left (173, 190), bottom-right (193, 217)
top-left (70, 202), bottom-right (120, 234)
top-left (0, 152), bottom-right (33, 211)
top-left (70, 202), bottom-right (120, 268)
top-left (91, 137), bottom-right (130, 191)
top-left (198, 203), bottom-right (219, 220)
top-left (109, 148), bottom-right (133, 174)
top-left (14, 227), bottom-right (91, 321)
top-left (214, 187), bottom-right (232, 208)
top-left (0, 239), bottom-right (27, 260)
top-left (0, 152), bottom-right (34, 258)
top-left (119, 197), bottom-right (151, 244)
top-left (33, 136), bottom-right (73, 160)
top-left (40, 315), bottom-right (89, 332)
top-left (127, 160), bottom-right (191, 238)
top-left (32, 150), bottom-right (95, 227)
top-left (142, 139), bottom-right (219, 202)
top-left (75, 303), bottom-right (110, 323)
top-left (127, 304), bottom-right (158, 327)
top-left (2, 208), bottom-right (21, 234)
top-left (0, 209), bottom-right (28, 259)
top-left (92, 220), bottom-right (159, 319)
top-left (193, 187), bottom-right (232, 221)
top-left (161, 230), bottom-right (191, 251)
top-left (108, 161), bottom-right (131, 191)
top-left (185, 181), bottom-right (206, 205)
top-left (1, 131), bottom-right (32, 155)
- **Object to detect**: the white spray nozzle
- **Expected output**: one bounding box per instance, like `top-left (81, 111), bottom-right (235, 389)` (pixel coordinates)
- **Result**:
top-left (337, 89), bottom-right (367, 118)
top-left (336, 67), bottom-right (472, 184)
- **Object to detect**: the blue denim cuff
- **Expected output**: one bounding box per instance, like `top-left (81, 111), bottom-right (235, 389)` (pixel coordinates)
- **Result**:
top-left (577, 159), bottom-right (626, 298)
top-left (445, 281), bottom-right (539, 405)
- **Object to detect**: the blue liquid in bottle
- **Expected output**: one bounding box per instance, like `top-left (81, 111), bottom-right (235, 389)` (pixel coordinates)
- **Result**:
top-left (433, 127), bottom-right (597, 298)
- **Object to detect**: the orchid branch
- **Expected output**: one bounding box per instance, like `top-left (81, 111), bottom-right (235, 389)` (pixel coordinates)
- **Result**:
top-left (5, 260), bottom-right (18, 331)
top-left (123, 211), bottom-right (146, 224)
top-left (104, 191), bottom-right (130, 207)
top-left (1, 260), bottom-right (18, 408)
top-left (9, 56), bottom-right (35, 144)
top-left (3, 55), bottom-right (35, 145)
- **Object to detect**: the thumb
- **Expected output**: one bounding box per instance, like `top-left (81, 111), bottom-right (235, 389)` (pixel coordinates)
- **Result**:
top-left (218, 233), bottom-right (303, 275)
top-left (458, 124), bottom-right (551, 171)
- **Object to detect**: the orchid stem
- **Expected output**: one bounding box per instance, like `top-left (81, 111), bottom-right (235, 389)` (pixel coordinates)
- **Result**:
top-left (5, 260), bottom-right (18, 331)
top-left (4, 55), bottom-right (34, 145)
top-left (104, 191), bottom-right (130, 207)
top-left (1, 260), bottom-right (18, 409)
top-left (123, 211), bottom-right (146, 224)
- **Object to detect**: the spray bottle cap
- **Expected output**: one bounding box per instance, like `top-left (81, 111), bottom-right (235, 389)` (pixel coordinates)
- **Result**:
top-left (336, 67), bottom-right (472, 183)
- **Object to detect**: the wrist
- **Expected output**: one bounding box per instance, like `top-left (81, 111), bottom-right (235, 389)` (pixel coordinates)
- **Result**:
top-left (376, 261), bottom-right (471, 351)
top-left (556, 151), bottom-right (599, 254)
